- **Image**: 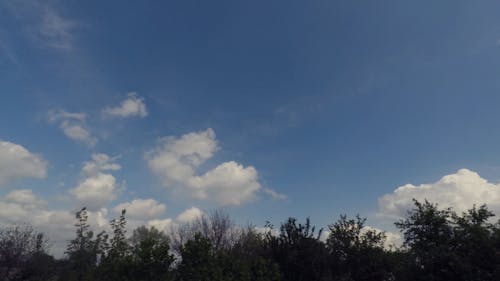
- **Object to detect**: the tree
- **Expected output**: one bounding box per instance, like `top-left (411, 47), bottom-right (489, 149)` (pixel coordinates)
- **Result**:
top-left (393, 200), bottom-right (500, 281)
top-left (0, 224), bottom-right (51, 281)
top-left (129, 226), bottom-right (175, 281)
top-left (230, 226), bottom-right (281, 281)
top-left (63, 207), bottom-right (108, 281)
top-left (130, 225), bottom-right (169, 246)
top-left (171, 209), bottom-right (238, 254)
top-left (395, 200), bottom-right (456, 281)
top-left (98, 209), bottom-right (133, 281)
top-left (451, 205), bottom-right (498, 280)
top-left (326, 215), bottom-right (391, 281)
top-left (265, 217), bottom-right (328, 281)
top-left (177, 233), bottom-right (221, 281)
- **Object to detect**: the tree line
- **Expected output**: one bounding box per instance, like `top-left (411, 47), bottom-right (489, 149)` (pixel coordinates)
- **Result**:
top-left (1, 200), bottom-right (500, 281)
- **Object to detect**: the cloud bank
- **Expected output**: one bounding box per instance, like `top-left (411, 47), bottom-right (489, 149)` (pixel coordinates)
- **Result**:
top-left (0, 140), bottom-right (47, 185)
top-left (378, 168), bottom-right (500, 219)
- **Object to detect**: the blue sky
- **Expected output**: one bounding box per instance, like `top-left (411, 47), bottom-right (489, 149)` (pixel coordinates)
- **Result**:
top-left (3, 0), bottom-right (500, 254)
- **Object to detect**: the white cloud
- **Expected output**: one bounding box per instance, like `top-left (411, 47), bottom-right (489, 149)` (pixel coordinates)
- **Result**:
top-left (5, 189), bottom-right (46, 208)
top-left (0, 141), bottom-right (47, 186)
top-left (70, 153), bottom-right (121, 210)
top-left (378, 168), bottom-right (500, 219)
top-left (146, 128), bottom-right (264, 206)
top-left (49, 110), bottom-right (97, 147)
top-left (190, 161), bottom-right (261, 205)
top-left (176, 207), bottom-right (203, 223)
top-left (103, 93), bottom-right (148, 118)
top-left (82, 153), bottom-right (121, 175)
top-left (60, 122), bottom-right (97, 146)
top-left (147, 218), bottom-right (173, 233)
top-left (70, 173), bottom-right (118, 211)
top-left (114, 199), bottom-right (166, 220)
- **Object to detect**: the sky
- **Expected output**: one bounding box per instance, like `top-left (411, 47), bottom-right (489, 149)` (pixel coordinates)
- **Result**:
top-left (3, 0), bottom-right (500, 255)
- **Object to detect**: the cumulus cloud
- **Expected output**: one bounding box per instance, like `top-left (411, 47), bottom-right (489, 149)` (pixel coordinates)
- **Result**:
top-left (70, 173), bottom-right (118, 211)
top-left (113, 199), bottom-right (166, 220)
top-left (378, 169), bottom-right (500, 219)
top-left (70, 153), bottom-right (121, 210)
top-left (176, 207), bottom-right (204, 223)
top-left (103, 93), bottom-right (148, 118)
top-left (0, 141), bottom-right (47, 186)
top-left (146, 128), bottom-right (264, 205)
top-left (49, 110), bottom-right (97, 147)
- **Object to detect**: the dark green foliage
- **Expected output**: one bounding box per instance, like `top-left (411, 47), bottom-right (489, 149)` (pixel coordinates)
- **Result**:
top-left (326, 215), bottom-right (391, 281)
top-left (98, 209), bottom-right (133, 281)
top-left (395, 200), bottom-right (500, 281)
top-left (177, 233), bottom-right (219, 281)
top-left (231, 227), bottom-right (281, 281)
top-left (177, 230), bottom-right (281, 281)
top-left (129, 226), bottom-right (175, 281)
top-left (4, 201), bottom-right (500, 281)
top-left (15, 251), bottom-right (58, 281)
top-left (0, 225), bottom-right (53, 281)
top-left (62, 207), bottom-right (108, 281)
top-left (265, 217), bottom-right (329, 281)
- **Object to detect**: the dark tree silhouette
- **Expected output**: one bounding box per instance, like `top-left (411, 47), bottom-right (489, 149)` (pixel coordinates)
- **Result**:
top-left (0, 224), bottom-right (51, 281)
top-left (326, 215), bottom-right (391, 281)
top-left (2, 200), bottom-right (500, 281)
top-left (265, 217), bottom-right (329, 281)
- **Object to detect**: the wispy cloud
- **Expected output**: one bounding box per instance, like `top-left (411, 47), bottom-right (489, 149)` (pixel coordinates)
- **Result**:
top-left (38, 5), bottom-right (76, 50)
top-left (263, 188), bottom-right (288, 201)
top-left (48, 110), bottom-right (97, 147)
top-left (0, 38), bottom-right (19, 65)
top-left (3, 0), bottom-right (78, 51)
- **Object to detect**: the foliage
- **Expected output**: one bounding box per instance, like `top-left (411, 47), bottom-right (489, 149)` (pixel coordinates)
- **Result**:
top-left (326, 215), bottom-right (391, 281)
top-left (63, 207), bottom-right (108, 281)
top-left (129, 226), bottom-right (175, 281)
top-left (2, 201), bottom-right (500, 280)
top-left (395, 200), bottom-right (500, 281)
top-left (0, 224), bottom-right (52, 281)
top-left (265, 217), bottom-right (329, 281)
